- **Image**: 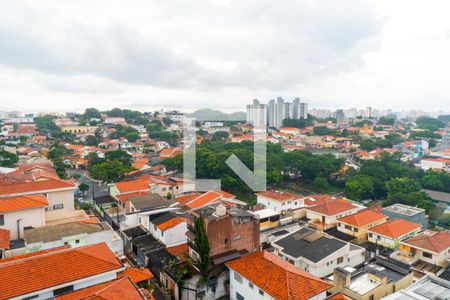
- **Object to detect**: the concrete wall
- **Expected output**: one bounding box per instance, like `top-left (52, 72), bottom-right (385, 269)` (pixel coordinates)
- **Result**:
top-left (0, 207), bottom-right (45, 239)
top-left (46, 189), bottom-right (75, 211)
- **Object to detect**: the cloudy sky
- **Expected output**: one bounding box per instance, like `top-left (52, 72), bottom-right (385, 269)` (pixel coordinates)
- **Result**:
top-left (1, 0), bottom-right (450, 113)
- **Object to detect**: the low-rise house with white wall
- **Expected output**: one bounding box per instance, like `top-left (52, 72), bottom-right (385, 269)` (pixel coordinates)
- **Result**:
top-left (368, 219), bottom-right (422, 249)
top-left (272, 227), bottom-right (365, 278)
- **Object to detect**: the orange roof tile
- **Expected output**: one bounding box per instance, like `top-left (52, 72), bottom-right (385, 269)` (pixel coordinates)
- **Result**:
top-left (175, 193), bottom-right (202, 205)
top-left (0, 229), bottom-right (10, 250)
top-left (328, 293), bottom-right (352, 300)
top-left (166, 243), bottom-right (189, 261)
top-left (117, 191), bottom-right (151, 203)
top-left (0, 243), bottom-right (123, 300)
top-left (157, 217), bottom-right (188, 231)
top-left (338, 210), bottom-right (386, 227)
top-left (119, 267), bottom-right (154, 283)
top-left (186, 191), bottom-right (223, 209)
top-left (226, 251), bottom-right (330, 300)
top-left (307, 199), bottom-right (359, 216)
top-left (56, 277), bottom-right (145, 300)
top-left (115, 179), bottom-right (150, 194)
top-left (0, 179), bottom-right (76, 197)
top-left (402, 230), bottom-right (450, 253)
top-left (368, 219), bottom-right (421, 238)
top-left (0, 195), bottom-right (48, 212)
top-left (257, 190), bottom-right (302, 202)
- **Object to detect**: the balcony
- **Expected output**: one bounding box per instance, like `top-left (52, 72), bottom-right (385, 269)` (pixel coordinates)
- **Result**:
top-left (390, 250), bottom-right (418, 265)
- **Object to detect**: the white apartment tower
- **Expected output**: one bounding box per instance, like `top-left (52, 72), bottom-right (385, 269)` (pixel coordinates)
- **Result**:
top-left (246, 99), bottom-right (268, 128)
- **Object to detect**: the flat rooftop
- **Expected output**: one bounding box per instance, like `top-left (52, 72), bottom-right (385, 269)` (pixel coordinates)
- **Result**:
top-left (383, 203), bottom-right (425, 216)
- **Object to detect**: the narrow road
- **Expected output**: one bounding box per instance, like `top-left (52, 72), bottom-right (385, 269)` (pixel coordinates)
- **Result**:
top-left (67, 169), bottom-right (109, 202)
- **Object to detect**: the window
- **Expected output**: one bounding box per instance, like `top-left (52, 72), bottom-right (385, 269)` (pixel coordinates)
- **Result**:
top-left (423, 252), bottom-right (433, 259)
top-left (53, 285), bottom-right (74, 296)
top-left (337, 257), bottom-right (344, 264)
top-left (249, 282), bottom-right (254, 289)
top-left (224, 238), bottom-right (228, 245)
top-left (0, 214), bottom-right (4, 226)
top-left (23, 296), bottom-right (39, 300)
top-left (53, 204), bottom-right (64, 210)
top-left (234, 272), bottom-right (243, 284)
top-left (369, 295), bottom-right (374, 300)
top-left (236, 292), bottom-right (245, 300)
top-left (259, 289), bottom-right (264, 296)
top-left (75, 239), bottom-right (80, 244)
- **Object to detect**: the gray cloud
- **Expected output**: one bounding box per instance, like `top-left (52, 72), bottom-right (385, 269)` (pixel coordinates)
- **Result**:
top-left (0, 0), bottom-right (383, 92)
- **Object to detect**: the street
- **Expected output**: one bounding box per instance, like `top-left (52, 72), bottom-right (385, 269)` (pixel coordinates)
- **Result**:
top-left (67, 169), bottom-right (109, 202)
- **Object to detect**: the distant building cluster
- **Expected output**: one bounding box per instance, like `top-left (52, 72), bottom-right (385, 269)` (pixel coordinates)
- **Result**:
top-left (246, 97), bottom-right (308, 128)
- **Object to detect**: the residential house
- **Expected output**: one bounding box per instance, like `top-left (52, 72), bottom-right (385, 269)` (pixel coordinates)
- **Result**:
top-left (0, 195), bottom-right (47, 240)
top-left (272, 227), bottom-right (365, 278)
top-left (148, 211), bottom-right (189, 247)
top-left (226, 251), bottom-right (331, 300)
top-left (330, 256), bottom-right (413, 300)
top-left (382, 275), bottom-right (450, 300)
top-left (367, 219), bottom-right (422, 249)
top-left (391, 230), bottom-right (450, 276)
top-left (22, 219), bottom-right (124, 256)
top-left (159, 147), bottom-right (182, 160)
top-left (256, 190), bottom-right (304, 213)
top-left (337, 210), bottom-right (388, 240)
top-left (382, 204), bottom-right (429, 229)
top-left (187, 203), bottom-right (260, 262)
top-left (0, 243), bottom-right (125, 300)
top-left (306, 198), bottom-right (365, 230)
top-left (420, 157), bottom-right (450, 171)
top-left (56, 277), bottom-right (146, 300)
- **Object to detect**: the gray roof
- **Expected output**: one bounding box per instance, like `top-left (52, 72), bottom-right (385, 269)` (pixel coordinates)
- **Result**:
top-left (129, 193), bottom-right (176, 211)
top-left (273, 227), bottom-right (346, 262)
top-left (24, 221), bottom-right (110, 244)
top-left (422, 189), bottom-right (450, 203)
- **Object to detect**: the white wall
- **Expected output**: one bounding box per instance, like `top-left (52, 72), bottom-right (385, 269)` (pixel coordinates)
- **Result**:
top-left (229, 269), bottom-right (274, 300)
top-left (46, 189), bottom-right (75, 211)
top-left (256, 195), bottom-right (304, 212)
top-left (151, 221), bottom-right (187, 247)
top-left (0, 207), bottom-right (45, 239)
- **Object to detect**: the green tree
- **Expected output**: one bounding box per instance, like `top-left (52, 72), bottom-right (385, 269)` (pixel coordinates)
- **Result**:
top-left (105, 150), bottom-right (133, 166)
top-left (212, 131), bottom-right (229, 142)
top-left (89, 160), bottom-right (132, 183)
top-left (314, 176), bottom-right (330, 190)
top-left (48, 144), bottom-right (70, 178)
top-left (78, 183), bottom-right (90, 194)
top-left (84, 108), bottom-right (101, 119)
top-left (360, 139), bottom-right (377, 151)
top-left (85, 135), bottom-right (99, 146)
top-left (194, 216), bottom-right (210, 280)
top-left (126, 132), bottom-right (140, 142)
top-left (386, 177), bottom-right (421, 196)
top-left (345, 175), bottom-right (374, 201)
top-left (378, 116), bottom-right (395, 125)
top-left (0, 150), bottom-right (19, 167)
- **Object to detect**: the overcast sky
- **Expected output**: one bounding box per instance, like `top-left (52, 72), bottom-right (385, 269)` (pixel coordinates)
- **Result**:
top-left (1, 0), bottom-right (450, 113)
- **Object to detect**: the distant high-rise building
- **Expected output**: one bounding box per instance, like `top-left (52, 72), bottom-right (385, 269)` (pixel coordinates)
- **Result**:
top-left (267, 99), bottom-right (275, 127)
top-left (246, 99), bottom-right (267, 128)
top-left (335, 109), bottom-right (346, 123)
top-left (284, 102), bottom-right (293, 120)
top-left (246, 97), bottom-right (308, 129)
top-left (274, 97), bottom-right (285, 128)
top-left (365, 106), bottom-right (373, 118)
top-left (293, 98), bottom-right (308, 119)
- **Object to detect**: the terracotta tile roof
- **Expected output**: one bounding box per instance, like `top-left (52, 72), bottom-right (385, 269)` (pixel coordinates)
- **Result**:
top-left (119, 267), bottom-right (154, 283)
top-left (186, 191), bottom-right (223, 209)
top-left (337, 210), bottom-right (386, 227)
top-left (368, 219), bottom-right (421, 238)
top-left (157, 217), bottom-right (188, 231)
top-left (56, 277), bottom-right (145, 300)
top-left (0, 179), bottom-right (76, 197)
top-left (328, 293), bottom-right (352, 300)
top-left (166, 243), bottom-right (189, 261)
top-left (175, 192), bottom-right (202, 205)
top-left (117, 191), bottom-right (151, 203)
top-left (0, 195), bottom-right (48, 212)
top-left (159, 147), bottom-right (182, 159)
top-left (302, 194), bottom-right (336, 206)
top-left (402, 230), bottom-right (450, 253)
top-left (132, 158), bottom-right (149, 170)
top-left (0, 243), bottom-right (123, 300)
top-left (226, 251), bottom-right (330, 300)
top-left (257, 190), bottom-right (302, 202)
top-left (115, 179), bottom-right (150, 194)
top-left (0, 229), bottom-right (10, 250)
top-left (307, 199), bottom-right (359, 216)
